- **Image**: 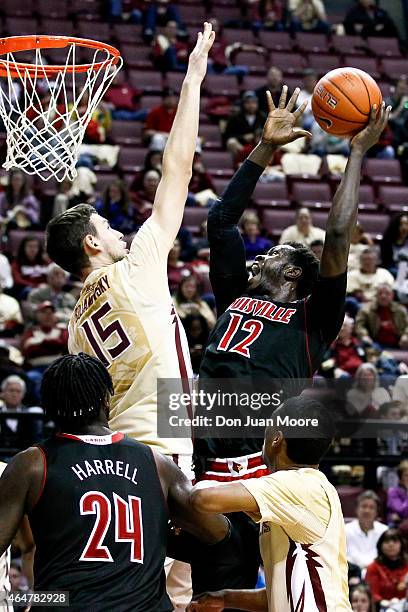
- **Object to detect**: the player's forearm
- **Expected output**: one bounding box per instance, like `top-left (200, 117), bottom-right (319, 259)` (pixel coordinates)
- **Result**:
top-left (162, 77), bottom-right (201, 176)
top-left (222, 588), bottom-right (268, 611)
top-left (248, 141), bottom-right (277, 169)
top-left (328, 150), bottom-right (362, 238)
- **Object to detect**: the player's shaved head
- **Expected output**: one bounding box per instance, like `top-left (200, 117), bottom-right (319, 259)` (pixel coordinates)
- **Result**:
top-left (263, 396), bottom-right (335, 470)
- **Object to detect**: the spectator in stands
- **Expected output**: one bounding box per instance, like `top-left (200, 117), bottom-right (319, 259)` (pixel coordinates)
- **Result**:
top-left (310, 239), bottom-right (324, 260)
top-left (350, 584), bottom-right (373, 612)
top-left (393, 375), bottom-right (408, 406)
top-left (104, 82), bottom-right (146, 122)
top-left (25, 264), bottom-right (76, 327)
top-left (167, 239), bottom-right (196, 294)
top-left (52, 179), bottom-right (74, 218)
top-left (0, 252), bottom-right (13, 290)
top-left (0, 170), bottom-right (40, 232)
top-left (130, 148), bottom-right (164, 193)
top-left (95, 179), bottom-right (133, 234)
top-left (256, 66), bottom-right (284, 113)
top-left (240, 211), bottom-right (273, 261)
top-left (385, 574), bottom-right (408, 612)
top-left (207, 18), bottom-right (266, 76)
top-left (143, 88), bottom-right (178, 145)
top-left (279, 207), bottom-right (325, 247)
top-left (365, 529), bottom-right (408, 607)
top-left (378, 401), bottom-right (404, 456)
top-left (173, 276), bottom-right (216, 330)
top-left (310, 123), bottom-right (350, 157)
top-left (152, 20), bottom-right (189, 72)
top-left (349, 223), bottom-right (374, 272)
top-left (346, 362), bottom-right (391, 417)
top-left (21, 301), bottom-right (68, 400)
top-left (347, 247), bottom-right (395, 305)
top-left (345, 490), bottom-right (388, 571)
top-left (224, 91), bottom-right (266, 162)
top-left (381, 214), bottom-right (408, 276)
top-left (183, 313), bottom-right (210, 375)
top-left (355, 283), bottom-right (408, 349)
top-left (289, 0), bottom-right (329, 33)
top-left (131, 169), bottom-right (161, 226)
top-left (11, 236), bottom-right (49, 299)
top-left (0, 283), bottom-right (23, 338)
top-left (296, 69), bottom-right (318, 130)
top-left (188, 152), bottom-right (217, 207)
top-left (387, 460), bottom-right (408, 528)
top-left (0, 375), bottom-right (42, 447)
top-left (344, 0), bottom-right (399, 38)
top-left (143, 0), bottom-right (185, 42)
top-left (325, 315), bottom-right (364, 377)
top-left (248, 0), bottom-right (286, 31)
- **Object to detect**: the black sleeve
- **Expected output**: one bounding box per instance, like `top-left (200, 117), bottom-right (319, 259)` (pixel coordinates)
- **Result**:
top-left (306, 272), bottom-right (347, 345)
top-left (208, 159), bottom-right (265, 316)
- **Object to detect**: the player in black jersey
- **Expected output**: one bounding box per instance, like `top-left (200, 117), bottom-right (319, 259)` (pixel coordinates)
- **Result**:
top-left (190, 88), bottom-right (391, 596)
top-left (0, 354), bottom-right (229, 612)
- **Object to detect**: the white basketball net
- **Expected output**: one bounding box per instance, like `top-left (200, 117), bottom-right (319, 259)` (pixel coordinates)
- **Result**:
top-left (0, 41), bottom-right (123, 182)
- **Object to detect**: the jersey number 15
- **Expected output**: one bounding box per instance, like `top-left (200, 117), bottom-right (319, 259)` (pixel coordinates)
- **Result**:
top-left (81, 302), bottom-right (131, 367)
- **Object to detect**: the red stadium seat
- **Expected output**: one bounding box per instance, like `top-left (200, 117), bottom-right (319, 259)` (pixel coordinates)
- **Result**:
top-left (128, 70), bottom-right (163, 93)
top-left (366, 36), bottom-right (401, 58)
top-left (308, 54), bottom-right (341, 75)
top-left (77, 21), bottom-right (111, 42)
top-left (260, 209), bottom-right (295, 233)
top-left (203, 74), bottom-right (240, 98)
top-left (310, 211), bottom-right (329, 228)
top-left (258, 31), bottom-right (292, 52)
top-left (140, 95), bottom-right (162, 110)
top-left (242, 75), bottom-right (266, 91)
top-left (182, 208), bottom-right (208, 234)
top-left (37, 0), bottom-right (69, 18)
top-left (113, 24), bottom-right (144, 44)
top-left (363, 159), bottom-right (402, 186)
top-left (94, 172), bottom-right (118, 195)
top-left (381, 58), bottom-right (408, 80)
top-left (358, 185), bottom-right (376, 209)
top-left (270, 52), bottom-right (306, 75)
top-left (295, 33), bottom-right (329, 54)
top-left (120, 45), bottom-right (152, 70)
top-left (41, 19), bottom-right (75, 37)
top-left (201, 151), bottom-right (233, 175)
top-left (378, 185), bottom-right (408, 208)
top-left (119, 147), bottom-right (147, 173)
top-left (291, 182), bottom-right (331, 208)
top-left (357, 213), bottom-right (390, 236)
top-left (111, 121), bottom-right (143, 146)
top-left (222, 29), bottom-right (255, 45)
top-left (70, 0), bottom-right (101, 17)
top-left (2, 0), bottom-right (35, 17)
top-left (337, 486), bottom-right (364, 520)
top-left (165, 72), bottom-right (188, 93)
top-left (200, 124), bottom-right (223, 149)
top-left (234, 51), bottom-right (267, 73)
top-left (178, 4), bottom-right (207, 24)
top-left (5, 17), bottom-right (40, 36)
top-left (331, 35), bottom-right (366, 56)
top-left (343, 56), bottom-right (380, 80)
top-left (212, 6), bottom-right (243, 25)
top-left (253, 182), bottom-right (290, 208)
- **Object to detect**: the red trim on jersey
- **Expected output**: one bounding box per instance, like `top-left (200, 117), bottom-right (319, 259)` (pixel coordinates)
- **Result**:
top-left (303, 299), bottom-right (313, 378)
top-left (206, 453), bottom-right (266, 473)
top-left (200, 467), bottom-right (270, 482)
top-left (57, 432), bottom-right (125, 444)
top-left (33, 446), bottom-right (47, 507)
top-left (172, 306), bottom-right (194, 426)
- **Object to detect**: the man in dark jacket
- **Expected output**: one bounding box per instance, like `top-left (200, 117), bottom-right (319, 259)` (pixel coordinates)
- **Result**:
top-left (223, 91), bottom-right (266, 161)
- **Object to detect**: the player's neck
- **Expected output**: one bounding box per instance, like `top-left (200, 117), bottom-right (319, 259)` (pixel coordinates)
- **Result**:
top-left (62, 422), bottom-right (111, 436)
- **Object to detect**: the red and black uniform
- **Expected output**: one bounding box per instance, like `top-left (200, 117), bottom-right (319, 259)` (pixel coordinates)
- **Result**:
top-left (190, 159), bottom-right (346, 600)
top-left (29, 433), bottom-right (170, 612)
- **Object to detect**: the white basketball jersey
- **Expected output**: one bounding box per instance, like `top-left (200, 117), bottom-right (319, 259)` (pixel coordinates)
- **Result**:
top-left (0, 462), bottom-right (12, 612)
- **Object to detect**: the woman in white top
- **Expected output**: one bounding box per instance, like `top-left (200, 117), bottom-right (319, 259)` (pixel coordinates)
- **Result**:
top-left (347, 362), bottom-right (391, 417)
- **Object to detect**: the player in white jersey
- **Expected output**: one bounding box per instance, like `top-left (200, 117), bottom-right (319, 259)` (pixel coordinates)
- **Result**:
top-left (188, 397), bottom-right (352, 612)
top-left (0, 462), bottom-right (34, 612)
top-left (45, 23), bottom-right (215, 610)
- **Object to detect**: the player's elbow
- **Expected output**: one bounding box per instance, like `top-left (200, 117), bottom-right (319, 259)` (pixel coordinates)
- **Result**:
top-left (189, 487), bottom-right (220, 513)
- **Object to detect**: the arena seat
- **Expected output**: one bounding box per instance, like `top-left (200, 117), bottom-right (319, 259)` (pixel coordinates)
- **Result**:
top-left (93, 172), bottom-right (117, 195)
top-left (363, 159), bottom-right (402, 187)
top-left (330, 34), bottom-right (366, 56)
top-left (199, 124), bottom-right (223, 150)
top-left (242, 75), bottom-right (266, 91)
top-left (182, 208), bottom-right (209, 234)
top-left (291, 182), bottom-right (331, 209)
top-left (260, 209), bottom-right (295, 234)
top-left (308, 54), bottom-right (341, 75)
top-left (212, 178), bottom-right (229, 196)
top-left (270, 52), bottom-right (306, 75)
top-left (253, 182), bottom-right (290, 208)
top-left (37, 0), bottom-right (69, 18)
top-left (203, 74), bottom-right (240, 98)
top-left (177, 4), bottom-right (207, 25)
top-left (165, 72), bottom-right (187, 93)
top-left (140, 95), bottom-right (162, 111)
top-left (222, 28), bottom-right (255, 45)
top-left (113, 23), bottom-right (144, 44)
top-left (120, 45), bottom-right (152, 70)
top-left (295, 33), bottom-right (329, 54)
top-left (111, 121), bottom-right (143, 146)
top-left (1, 0), bottom-right (35, 17)
top-left (378, 185), bottom-right (408, 208)
top-left (357, 213), bottom-right (390, 236)
top-left (7, 231), bottom-right (46, 258)
top-left (358, 184), bottom-right (376, 209)
top-left (258, 31), bottom-right (292, 52)
top-left (366, 36), bottom-right (401, 58)
top-left (118, 147), bottom-right (147, 173)
top-left (128, 70), bottom-right (163, 93)
top-left (309, 211), bottom-right (328, 228)
top-left (337, 485), bottom-right (364, 520)
top-left (5, 17), bottom-right (39, 35)
top-left (41, 19), bottom-right (75, 37)
top-left (343, 56), bottom-right (380, 80)
top-left (77, 21), bottom-right (112, 43)
top-left (201, 151), bottom-right (233, 175)
top-left (234, 51), bottom-right (268, 73)
top-left (212, 6), bottom-right (244, 25)
top-left (381, 58), bottom-right (408, 80)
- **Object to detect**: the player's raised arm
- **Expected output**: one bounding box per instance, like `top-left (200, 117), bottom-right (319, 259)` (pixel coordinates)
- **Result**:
top-left (208, 87), bottom-right (311, 315)
top-left (320, 102), bottom-right (391, 277)
top-left (149, 22), bottom-right (215, 244)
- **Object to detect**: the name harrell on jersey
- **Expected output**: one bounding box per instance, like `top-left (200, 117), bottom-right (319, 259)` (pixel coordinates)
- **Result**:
top-left (68, 217), bottom-right (192, 456)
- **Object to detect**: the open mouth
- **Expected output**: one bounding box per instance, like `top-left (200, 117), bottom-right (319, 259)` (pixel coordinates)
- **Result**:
top-left (251, 262), bottom-right (261, 276)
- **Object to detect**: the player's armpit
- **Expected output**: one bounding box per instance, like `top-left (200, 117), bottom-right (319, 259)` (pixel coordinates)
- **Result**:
top-left (190, 482), bottom-right (260, 514)
top-left (0, 448), bottom-right (43, 557)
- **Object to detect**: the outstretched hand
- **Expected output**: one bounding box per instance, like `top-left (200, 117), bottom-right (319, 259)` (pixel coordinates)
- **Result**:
top-left (187, 22), bottom-right (216, 82)
top-left (350, 102), bottom-right (391, 155)
top-left (261, 86), bottom-right (312, 147)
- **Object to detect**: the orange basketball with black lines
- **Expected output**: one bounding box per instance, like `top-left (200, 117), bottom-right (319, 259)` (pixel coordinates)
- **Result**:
top-left (311, 67), bottom-right (382, 137)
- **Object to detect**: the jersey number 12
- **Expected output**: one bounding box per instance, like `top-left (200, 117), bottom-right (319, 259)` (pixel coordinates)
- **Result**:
top-left (217, 313), bottom-right (263, 358)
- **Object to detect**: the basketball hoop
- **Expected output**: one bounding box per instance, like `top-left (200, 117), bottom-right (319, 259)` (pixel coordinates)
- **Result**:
top-left (0, 36), bottom-right (123, 182)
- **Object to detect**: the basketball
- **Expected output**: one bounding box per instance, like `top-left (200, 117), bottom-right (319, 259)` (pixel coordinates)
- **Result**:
top-left (311, 67), bottom-right (383, 138)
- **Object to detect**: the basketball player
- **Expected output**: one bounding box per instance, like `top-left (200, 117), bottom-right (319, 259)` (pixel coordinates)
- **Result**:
top-left (191, 91), bottom-right (390, 592)
top-left (0, 354), bottom-right (229, 612)
top-left (45, 23), bottom-right (215, 609)
top-left (188, 397), bottom-right (352, 612)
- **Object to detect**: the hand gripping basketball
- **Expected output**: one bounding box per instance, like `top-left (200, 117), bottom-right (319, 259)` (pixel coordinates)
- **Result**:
top-left (261, 86), bottom-right (312, 147)
top-left (350, 101), bottom-right (391, 155)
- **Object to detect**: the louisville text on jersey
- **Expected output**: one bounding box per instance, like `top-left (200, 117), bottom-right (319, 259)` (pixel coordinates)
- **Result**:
top-left (228, 297), bottom-right (297, 324)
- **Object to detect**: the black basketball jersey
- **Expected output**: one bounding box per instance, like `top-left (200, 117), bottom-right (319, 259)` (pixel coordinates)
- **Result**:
top-left (29, 432), bottom-right (171, 612)
top-left (195, 273), bottom-right (346, 461)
